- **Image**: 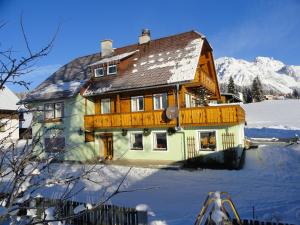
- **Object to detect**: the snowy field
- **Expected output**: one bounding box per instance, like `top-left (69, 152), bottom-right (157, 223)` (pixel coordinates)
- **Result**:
top-left (242, 99), bottom-right (300, 138)
top-left (2, 100), bottom-right (300, 224)
top-left (29, 143), bottom-right (300, 225)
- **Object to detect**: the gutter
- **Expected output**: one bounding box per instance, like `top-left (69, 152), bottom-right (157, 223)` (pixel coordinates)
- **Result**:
top-left (83, 81), bottom-right (190, 97)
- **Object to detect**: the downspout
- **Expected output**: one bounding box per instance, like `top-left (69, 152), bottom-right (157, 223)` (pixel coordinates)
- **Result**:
top-left (175, 83), bottom-right (181, 131)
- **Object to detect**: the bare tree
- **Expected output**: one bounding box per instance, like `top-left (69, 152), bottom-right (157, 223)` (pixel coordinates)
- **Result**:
top-left (0, 18), bottom-right (148, 225)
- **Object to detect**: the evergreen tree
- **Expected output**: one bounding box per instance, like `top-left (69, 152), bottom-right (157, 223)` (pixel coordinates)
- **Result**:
top-left (242, 87), bottom-right (253, 103)
top-left (198, 87), bottom-right (208, 106)
top-left (227, 76), bottom-right (236, 94)
top-left (251, 76), bottom-right (264, 102)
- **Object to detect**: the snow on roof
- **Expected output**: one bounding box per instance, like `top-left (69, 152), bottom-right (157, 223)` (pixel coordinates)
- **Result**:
top-left (83, 84), bottom-right (112, 96)
top-left (24, 80), bottom-right (86, 102)
top-left (143, 38), bottom-right (203, 84)
top-left (88, 50), bottom-right (139, 66)
top-left (168, 38), bottom-right (203, 83)
top-left (0, 86), bottom-right (19, 111)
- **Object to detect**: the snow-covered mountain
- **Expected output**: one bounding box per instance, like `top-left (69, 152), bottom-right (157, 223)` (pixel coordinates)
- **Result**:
top-left (215, 56), bottom-right (300, 94)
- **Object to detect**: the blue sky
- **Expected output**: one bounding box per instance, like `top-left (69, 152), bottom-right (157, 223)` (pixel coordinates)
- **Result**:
top-left (1, 0), bottom-right (300, 92)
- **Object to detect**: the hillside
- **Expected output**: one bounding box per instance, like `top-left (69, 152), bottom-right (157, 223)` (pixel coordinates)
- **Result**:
top-left (215, 57), bottom-right (300, 94)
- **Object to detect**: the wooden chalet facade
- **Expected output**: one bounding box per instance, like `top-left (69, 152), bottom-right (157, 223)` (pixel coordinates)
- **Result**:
top-left (23, 30), bottom-right (246, 164)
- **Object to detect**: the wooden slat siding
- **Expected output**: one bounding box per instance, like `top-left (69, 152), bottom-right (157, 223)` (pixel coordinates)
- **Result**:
top-left (84, 105), bottom-right (245, 130)
top-left (222, 133), bottom-right (235, 150)
top-left (187, 136), bottom-right (197, 159)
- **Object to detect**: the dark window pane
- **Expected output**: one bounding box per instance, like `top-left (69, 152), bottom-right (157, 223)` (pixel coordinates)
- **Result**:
top-left (155, 133), bottom-right (167, 150)
top-left (108, 65), bottom-right (117, 74)
top-left (138, 97), bottom-right (144, 111)
top-left (162, 93), bottom-right (168, 109)
top-left (95, 68), bottom-right (104, 77)
top-left (45, 137), bottom-right (65, 153)
top-left (131, 133), bottom-right (143, 149)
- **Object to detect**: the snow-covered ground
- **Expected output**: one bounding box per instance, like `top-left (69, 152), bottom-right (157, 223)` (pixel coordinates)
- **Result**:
top-left (243, 99), bottom-right (300, 138)
top-left (2, 100), bottom-right (300, 224)
top-left (28, 143), bottom-right (300, 225)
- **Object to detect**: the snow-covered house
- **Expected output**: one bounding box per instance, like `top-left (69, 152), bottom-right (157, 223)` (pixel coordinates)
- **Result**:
top-left (21, 30), bottom-right (246, 164)
top-left (0, 86), bottom-right (20, 142)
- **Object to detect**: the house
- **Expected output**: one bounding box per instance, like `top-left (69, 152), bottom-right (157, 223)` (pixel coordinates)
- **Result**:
top-left (21, 30), bottom-right (245, 165)
top-left (0, 86), bottom-right (20, 143)
top-left (220, 93), bottom-right (243, 104)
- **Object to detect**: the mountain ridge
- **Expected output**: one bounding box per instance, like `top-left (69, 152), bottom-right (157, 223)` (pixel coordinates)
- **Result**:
top-left (215, 56), bottom-right (300, 94)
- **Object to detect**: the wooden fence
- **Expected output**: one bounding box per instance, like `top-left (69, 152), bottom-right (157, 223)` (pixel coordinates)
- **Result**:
top-left (32, 198), bottom-right (148, 225)
top-left (187, 136), bottom-right (197, 159)
top-left (222, 132), bottom-right (235, 150)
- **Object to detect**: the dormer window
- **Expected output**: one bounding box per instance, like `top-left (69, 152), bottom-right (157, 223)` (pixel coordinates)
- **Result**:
top-left (107, 65), bottom-right (117, 75)
top-left (95, 68), bottom-right (104, 77)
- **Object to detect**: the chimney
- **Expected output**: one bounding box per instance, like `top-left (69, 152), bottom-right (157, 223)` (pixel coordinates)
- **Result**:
top-left (101, 39), bottom-right (113, 57)
top-left (139, 29), bottom-right (151, 44)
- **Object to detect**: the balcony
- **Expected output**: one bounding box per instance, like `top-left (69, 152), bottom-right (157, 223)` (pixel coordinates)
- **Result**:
top-left (84, 105), bottom-right (245, 130)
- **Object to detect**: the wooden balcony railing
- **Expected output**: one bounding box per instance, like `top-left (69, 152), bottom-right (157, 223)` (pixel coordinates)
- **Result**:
top-left (84, 105), bottom-right (245, 130)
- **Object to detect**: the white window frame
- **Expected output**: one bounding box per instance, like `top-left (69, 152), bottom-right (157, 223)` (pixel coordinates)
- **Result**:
top-left (153, 93), bottom-right (167, 110)
top-left (131, 96), bottom-right (144, 112)
top-left (44, 102), bottom-right (64, 120)
top-left (94, 67), bottom-right (104, 77)
top-left (101, 98), bottom-right (111, 114)
top-left (130, 132), bottom-right (144, 150)
top-left (197, 130), bottom-right (217, 151)
top-left (185, 93), bottom-right (191, 108)
top-left (153, 131), bottom-right (168, 151)
top-left (107, 64), bottom-right (117, 75)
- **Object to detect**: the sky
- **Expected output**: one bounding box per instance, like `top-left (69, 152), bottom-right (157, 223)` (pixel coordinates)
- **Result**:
top-left (1, 0), bottom-right (300, 93)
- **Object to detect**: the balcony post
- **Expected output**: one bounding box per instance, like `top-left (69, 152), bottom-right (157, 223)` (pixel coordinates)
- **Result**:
top-left (116, 94), bottom-right (121, 113)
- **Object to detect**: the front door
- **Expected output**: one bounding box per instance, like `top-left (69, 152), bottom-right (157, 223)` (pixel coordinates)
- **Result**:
top-left (99, 133), bottom-right (113, 160)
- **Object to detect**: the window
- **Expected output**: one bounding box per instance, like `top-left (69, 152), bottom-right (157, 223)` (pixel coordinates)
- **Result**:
top-left (44, 102), bottom-right (64, 120)
top-left (55, 103), bottom-right (63, 118)
top-left (131, 96), bottom-right (144, 112)
top-left (95, 68), bottom-right (104, 77)
top-left (85, 131), bottom-right (95, 142)
top-left (153, 93), bottom-right (168, 110)
top-left (44, 103), bottom-right (54, 119)
top-left (153, 132), bottom-right (167, 150)
top-left (107, 65), bottom-right (117, 75)
top-left (101, 98), bottom-right (111, 114)
top-left (130, 133), bottom-right (143, 150)
top-left (185, 93), bottom-right (191, 108)
top-left (198, 131), bottom-right (216, 151)
top-left (44, 137), bottom-right (65, 153)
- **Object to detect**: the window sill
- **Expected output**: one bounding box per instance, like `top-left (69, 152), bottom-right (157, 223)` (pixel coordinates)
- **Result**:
top-left (153, 148), bottom-right (167, 151)
top-left (44, 118), bottom-right (63, 123)
top-left (130, 148), bottom-right (143, 151)
top-left (199, 149), bottom-right (216, 152)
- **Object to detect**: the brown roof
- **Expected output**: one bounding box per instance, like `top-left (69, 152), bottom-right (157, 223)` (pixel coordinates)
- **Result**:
top-left (22, 30), bottom-right (207, 103)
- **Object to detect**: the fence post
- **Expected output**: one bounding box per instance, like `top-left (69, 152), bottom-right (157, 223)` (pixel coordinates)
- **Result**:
top-left (137, 211), bottom-right (148, 225)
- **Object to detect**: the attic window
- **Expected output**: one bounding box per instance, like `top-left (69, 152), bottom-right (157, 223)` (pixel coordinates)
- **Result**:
top-left (107, 65), bottom-right (117, 75)
top-left (95, 68), bottom-right (104, 77)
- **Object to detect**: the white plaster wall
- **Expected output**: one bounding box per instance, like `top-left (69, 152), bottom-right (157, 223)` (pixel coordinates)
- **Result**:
top-left (0, 118), bottom-right (19, 143)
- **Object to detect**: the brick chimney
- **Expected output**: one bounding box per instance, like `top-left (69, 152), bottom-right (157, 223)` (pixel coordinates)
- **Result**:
top-left (139, 29), bottom-right (151, 44)
top-left (101, 39), bottom-right (113, 57)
